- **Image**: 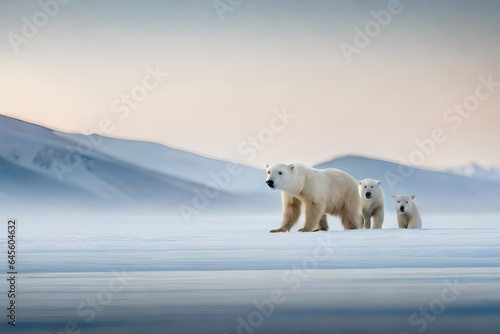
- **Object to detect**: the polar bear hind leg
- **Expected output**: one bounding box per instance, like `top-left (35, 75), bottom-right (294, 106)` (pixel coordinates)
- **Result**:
top-left (314, 214), bottom-right (329, 231)
top-left (340, 207), bottom-right (361, 230)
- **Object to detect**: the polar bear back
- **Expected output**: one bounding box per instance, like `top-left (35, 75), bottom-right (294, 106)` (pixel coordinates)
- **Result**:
top-left (298, 165), bottom-right (360, 216)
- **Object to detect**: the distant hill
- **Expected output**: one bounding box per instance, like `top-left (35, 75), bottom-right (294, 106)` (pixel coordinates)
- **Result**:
top-left (0, 115), bottom-right (277, 216)
top-left (1, 115), bottom-right (499, 217)
top-left (316, 155), bottom-right (500, 214)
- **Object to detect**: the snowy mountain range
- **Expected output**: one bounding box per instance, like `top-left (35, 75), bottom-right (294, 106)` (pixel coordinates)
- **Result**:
top-left (1, 115), bottom-right (499, 216)
top-left (317, 156), bottom-right (500, 214)
top-left (0, 115), bottom-right (276, 216)
top-left (449, 163), bottom-right (500, 183)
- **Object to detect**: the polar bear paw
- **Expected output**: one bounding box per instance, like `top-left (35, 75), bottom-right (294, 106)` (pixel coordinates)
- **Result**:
top-left (270, 227), bottom-right (288, 233)
top-left (298, 227), bottom-right (317, 232)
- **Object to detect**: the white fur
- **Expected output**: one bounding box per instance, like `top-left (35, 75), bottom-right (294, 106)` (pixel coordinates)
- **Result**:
top-left (265, 163), bottom-right (362, 232)
top-left (392, 195), bottom-right (422, 229)
top-left (358, 178), bottom-right (384, 229)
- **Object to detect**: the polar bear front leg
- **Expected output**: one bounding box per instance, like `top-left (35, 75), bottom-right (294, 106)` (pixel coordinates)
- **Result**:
top-left (407, 217), bottom-right (422, 229)
top-left (362, 213), bottom-right (371, 229)
top-left (370, 208), bottom-right (384, 229)
top-left (299, 201), bottom-right (325, 232)
top-left (270, 194), bottom-right (302, 233)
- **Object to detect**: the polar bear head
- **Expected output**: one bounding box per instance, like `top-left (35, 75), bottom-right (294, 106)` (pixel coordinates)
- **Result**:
top-left (359, 178), bottom-right (382, 200)
top-left (392, 195), bottom-right (415, 215)
top-left (265, 163), bottom-right (304, 195)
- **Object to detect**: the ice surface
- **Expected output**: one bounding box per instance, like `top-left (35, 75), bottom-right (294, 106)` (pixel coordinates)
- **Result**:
top-left (0, 215), bottom-right (499, 334)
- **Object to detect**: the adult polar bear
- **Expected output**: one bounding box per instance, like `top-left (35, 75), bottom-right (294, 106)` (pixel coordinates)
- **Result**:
top-left (265, 163), bottom-right (362, 232)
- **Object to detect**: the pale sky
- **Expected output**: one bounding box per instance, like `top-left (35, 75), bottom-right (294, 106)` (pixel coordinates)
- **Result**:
top-left (1, 0), bottom-right (499, 170)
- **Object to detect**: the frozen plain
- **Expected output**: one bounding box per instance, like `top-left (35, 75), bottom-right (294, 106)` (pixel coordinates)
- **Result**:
top-left (1, 214), bottom-right (500, 334)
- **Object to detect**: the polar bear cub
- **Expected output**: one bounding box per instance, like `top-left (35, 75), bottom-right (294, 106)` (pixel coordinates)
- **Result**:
top-left (358, 178), bottom-right (384, 229)
top-left (265, 163), bottom-right (362, 232)
top-left (392, 195), bottom-right (422, 229)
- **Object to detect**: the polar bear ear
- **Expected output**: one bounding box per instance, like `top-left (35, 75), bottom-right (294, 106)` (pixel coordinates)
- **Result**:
top-left (376, 180), bottom-right (382, 185)
top-left (289, 164), bottom-right (294, 170)
top-left (265, 163), bottom-right (269, 169)
top-left (410, 195), bottom-right (415, 199)
top-left (391, 195), bottom-right (396, 198)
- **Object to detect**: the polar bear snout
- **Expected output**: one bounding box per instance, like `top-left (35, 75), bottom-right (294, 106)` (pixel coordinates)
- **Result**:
top-left (266, 180), bottom-right (275, 188)
top-left (365, 191), bottom-right (372, 199)
top-left (399, 205), bottom-right (405, 213)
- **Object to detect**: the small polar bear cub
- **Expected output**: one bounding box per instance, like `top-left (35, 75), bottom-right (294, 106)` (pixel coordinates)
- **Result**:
top-left (392, 195), bottom-right (422, 229)
top-left (358, 178), bottom-right (384, 229)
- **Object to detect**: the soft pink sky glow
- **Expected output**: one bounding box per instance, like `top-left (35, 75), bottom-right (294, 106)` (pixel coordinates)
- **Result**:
top-left (1, 1), bottom-right (499, 169)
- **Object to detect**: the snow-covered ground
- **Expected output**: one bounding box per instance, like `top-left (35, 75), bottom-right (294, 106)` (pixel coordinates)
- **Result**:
top-left (1, 214), bottom-right (499, 334)
top-left (1, 116), bottom-right (500, 333)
